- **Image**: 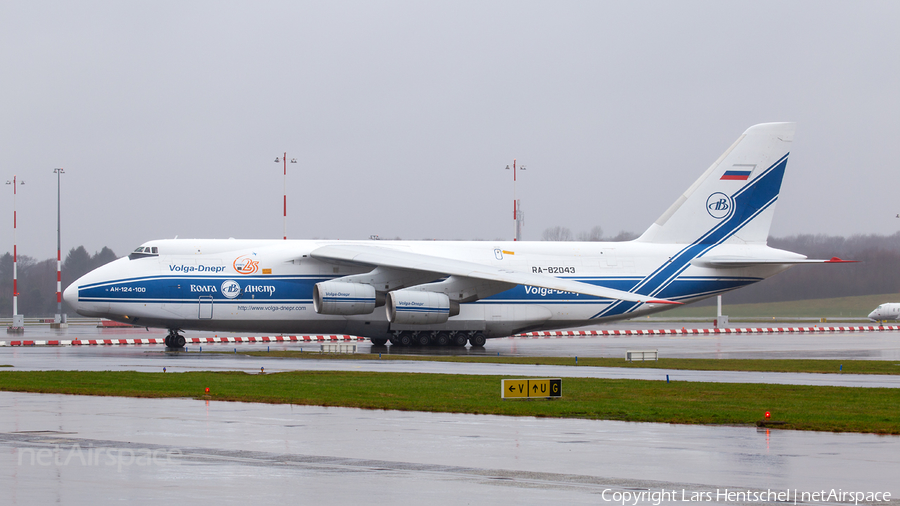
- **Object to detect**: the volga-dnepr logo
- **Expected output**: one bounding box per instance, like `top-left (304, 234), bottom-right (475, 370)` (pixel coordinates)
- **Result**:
top-left (706, 192), bottom-right (733, 220)
top-left (233, 254), bottom-right (259, 275)
top-left (221, 280), bottom-right (241, 299)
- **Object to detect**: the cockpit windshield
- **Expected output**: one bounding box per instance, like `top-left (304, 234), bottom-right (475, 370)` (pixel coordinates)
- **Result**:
top-left (128, 246), bottom-right (159, 259)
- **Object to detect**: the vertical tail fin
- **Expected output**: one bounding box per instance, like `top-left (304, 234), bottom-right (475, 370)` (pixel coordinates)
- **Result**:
top-left (637, 122), bottom-right (795, 245)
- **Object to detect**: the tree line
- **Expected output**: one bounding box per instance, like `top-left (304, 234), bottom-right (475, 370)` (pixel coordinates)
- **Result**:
top-left (0, 246), bottom-right (117, 317)
top-left (2, 232), bottom-right (899, 317)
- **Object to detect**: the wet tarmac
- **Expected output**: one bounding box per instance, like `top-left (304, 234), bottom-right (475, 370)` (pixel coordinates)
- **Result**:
top-left (2, 392), bottom-right (899, 506)
top-left (5, 320), bottom-right (900, 361)
top-left (3, 345), bottom-right (900, 388)
top-left (2, 324), bottom-right (900, 504)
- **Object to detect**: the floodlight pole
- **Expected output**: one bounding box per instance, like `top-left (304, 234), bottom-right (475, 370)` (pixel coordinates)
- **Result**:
top-left (275, 153), bottom-right (298, 240)
top-left (506, 160), bottom-right (525, 241)
top-left (53, 168), bottom-right (67, 328)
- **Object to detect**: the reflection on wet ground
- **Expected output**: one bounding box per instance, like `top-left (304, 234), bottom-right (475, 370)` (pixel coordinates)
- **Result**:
top-left (2, 392), bottom-right (899, 506)
top-left (2, 324), bottom-right (900, 504)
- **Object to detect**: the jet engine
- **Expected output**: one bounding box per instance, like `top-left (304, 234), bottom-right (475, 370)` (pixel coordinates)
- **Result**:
top-left (386, 290), bottom-right (450, 325)
top-left (312, 281), bottom-right (376, 315)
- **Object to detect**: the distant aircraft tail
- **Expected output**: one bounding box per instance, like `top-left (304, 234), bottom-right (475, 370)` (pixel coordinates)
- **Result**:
top-left (637, 122), bottom-right (795, 245)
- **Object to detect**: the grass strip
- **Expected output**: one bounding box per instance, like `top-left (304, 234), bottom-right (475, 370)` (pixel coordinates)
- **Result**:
top-left (236, 351), bottom-right (900, 375)
top-left (1, 370), bottom-right (898, 434)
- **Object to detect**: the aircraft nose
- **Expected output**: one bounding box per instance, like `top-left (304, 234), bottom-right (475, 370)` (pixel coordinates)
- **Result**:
top-left (63, 282), bottom-right (79, 310)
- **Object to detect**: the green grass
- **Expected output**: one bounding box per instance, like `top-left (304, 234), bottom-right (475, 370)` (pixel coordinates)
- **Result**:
top-left (238, 351), bottom-right (900, 375)
top-left (663, 293), bottom-right (897, 319)
top-left (1, 370), bottom-right (898, 434)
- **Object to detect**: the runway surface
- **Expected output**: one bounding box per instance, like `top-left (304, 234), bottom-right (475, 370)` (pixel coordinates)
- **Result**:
top-left (2, 392), bottom-right (898, 506)
top-left (3, 324), bottom-right (900, 388)
top-left (3, 345), bottom-right (900, 388)
top-left (4, 320), bottom-right (900, 360)
top-left (2, 324), bottom-right (899, 504)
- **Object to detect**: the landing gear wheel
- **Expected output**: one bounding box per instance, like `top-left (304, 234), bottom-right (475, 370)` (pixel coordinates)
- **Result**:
top-left (370, 338), bottom-right (387, 346)
top-left (398, 331), bottom-right (414, 347)
top-left (416, 332), bottom-right (431, 346)
top-left (451, 333), bottom-right (468, 347)
top-left (469, 332), bottom-right (486, 347)
top-left (165, 329), bottom-right (185, 349)
top-left (434, 332), bottom-right (451, 346)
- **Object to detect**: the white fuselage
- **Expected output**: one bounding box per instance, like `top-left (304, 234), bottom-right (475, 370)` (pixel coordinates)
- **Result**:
top-left (64, 238), bottom-right (794, 339)
top-left (868, 303), bottom-right (900, 322)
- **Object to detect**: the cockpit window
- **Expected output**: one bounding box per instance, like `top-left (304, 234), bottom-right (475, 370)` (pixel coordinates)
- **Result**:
top-left (129, 246), bottom-right (160, 260)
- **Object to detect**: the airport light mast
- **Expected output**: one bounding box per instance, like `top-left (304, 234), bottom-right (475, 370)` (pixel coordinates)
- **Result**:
top-left (53, 168), bottom-right (67, 328)
top-left (505, 160), bottom-right (526, 240)
top-left (275, 153), bottom-right (297, 240)
top-left (6, 176), bottom-right (24, 334)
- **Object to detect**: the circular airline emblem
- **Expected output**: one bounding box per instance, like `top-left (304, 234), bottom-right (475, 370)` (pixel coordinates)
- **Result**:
top-left (706, 192), bottom-right (733, 220)
top-left (221, 280), bottom-right (241, 299)
top-left (233, 254), bottom-right (259, 275)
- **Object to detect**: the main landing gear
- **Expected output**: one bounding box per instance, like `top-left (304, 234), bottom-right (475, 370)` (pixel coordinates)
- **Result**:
top-left (164, 329), bottom-right (186, 349)
top-left (382, 331), bottom-right (486, 348)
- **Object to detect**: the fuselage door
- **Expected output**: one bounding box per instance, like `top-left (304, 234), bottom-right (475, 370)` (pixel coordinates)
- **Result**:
top-left (199, 296), bottom-right (213, 319)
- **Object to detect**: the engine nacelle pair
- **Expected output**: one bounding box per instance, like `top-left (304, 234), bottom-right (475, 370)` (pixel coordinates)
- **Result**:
top-left (314, 281), bottom-right (452, 325)
top-left (386, 291), bottom-right (450, 325)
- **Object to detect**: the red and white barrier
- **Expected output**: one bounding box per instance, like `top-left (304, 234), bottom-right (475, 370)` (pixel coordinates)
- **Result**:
top-left (1, 325), bottom-right (898, 347)
top-left (512, 325), bottom-right (900, 338)
top-left (0, 335), bottom-right (365, 347)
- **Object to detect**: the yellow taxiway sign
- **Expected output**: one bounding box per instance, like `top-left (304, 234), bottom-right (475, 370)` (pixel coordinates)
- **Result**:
top-left (501, 378), bottom-right (562, 399)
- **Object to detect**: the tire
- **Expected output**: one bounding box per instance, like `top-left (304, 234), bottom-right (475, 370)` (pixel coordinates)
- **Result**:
top-left (469, 332), bottom-right (486, 347)
top-left (434, 332), bottom-right (451, 346)
top-left (451, 333), bottom-right (468, 347)
top-left (164, 336), bottom-right (172, 347)
top-left (370, 338), bottom-right (387, 346)
top-left (398, 331), bottom-right (413, 347)
top-left (416, 333), bottom-right (431, 346)
top-left (175, 335), bottom-right (186, 348)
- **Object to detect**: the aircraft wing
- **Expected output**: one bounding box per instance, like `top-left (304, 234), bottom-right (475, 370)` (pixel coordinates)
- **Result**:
top-left (309, 244), bottom-right (680, 305)
top-left (693, 256), bottom-right (856, 268)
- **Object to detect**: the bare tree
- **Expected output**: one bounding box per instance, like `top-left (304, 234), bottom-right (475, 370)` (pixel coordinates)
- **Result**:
top-left (610, 230), bottom-right (639, 241)
top-left (542, 226), bottom-right (573, 241)
top-left (576, 226), bottom-right (604, 241)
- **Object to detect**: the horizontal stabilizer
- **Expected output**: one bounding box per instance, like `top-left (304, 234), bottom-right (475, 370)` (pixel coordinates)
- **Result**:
top-left (693, 256), bottom-right (856, 268)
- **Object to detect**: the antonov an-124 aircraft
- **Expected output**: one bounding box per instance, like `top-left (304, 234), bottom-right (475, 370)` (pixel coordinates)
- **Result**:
top-left (65, 122), bottom-right (850, 348)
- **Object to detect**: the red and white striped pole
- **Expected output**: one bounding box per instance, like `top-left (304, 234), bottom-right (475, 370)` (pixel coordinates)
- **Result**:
top-left (507, 159), bottom-right (524, 241)
top-left (513, 158), bottom-right (517, 240)
top-left (12, 176), bottom-right (18, 317)
top-left (54, 168), bottom-right (65, 325)
top-left (276, 153), bottom-right (297, 240)
top-left (6, 176), bottom-right (24, 331)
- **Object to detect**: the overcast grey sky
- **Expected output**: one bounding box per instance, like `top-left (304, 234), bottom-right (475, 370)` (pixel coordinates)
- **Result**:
top-left (2, 1), bottom-right (899, 258)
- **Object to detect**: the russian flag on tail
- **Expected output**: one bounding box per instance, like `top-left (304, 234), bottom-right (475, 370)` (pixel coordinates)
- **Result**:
top-left (720, 170), bottom-right (752, 180)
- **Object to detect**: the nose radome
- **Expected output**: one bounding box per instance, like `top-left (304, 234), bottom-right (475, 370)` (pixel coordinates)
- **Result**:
top-left (63, 282), bottom-right (79, 309)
